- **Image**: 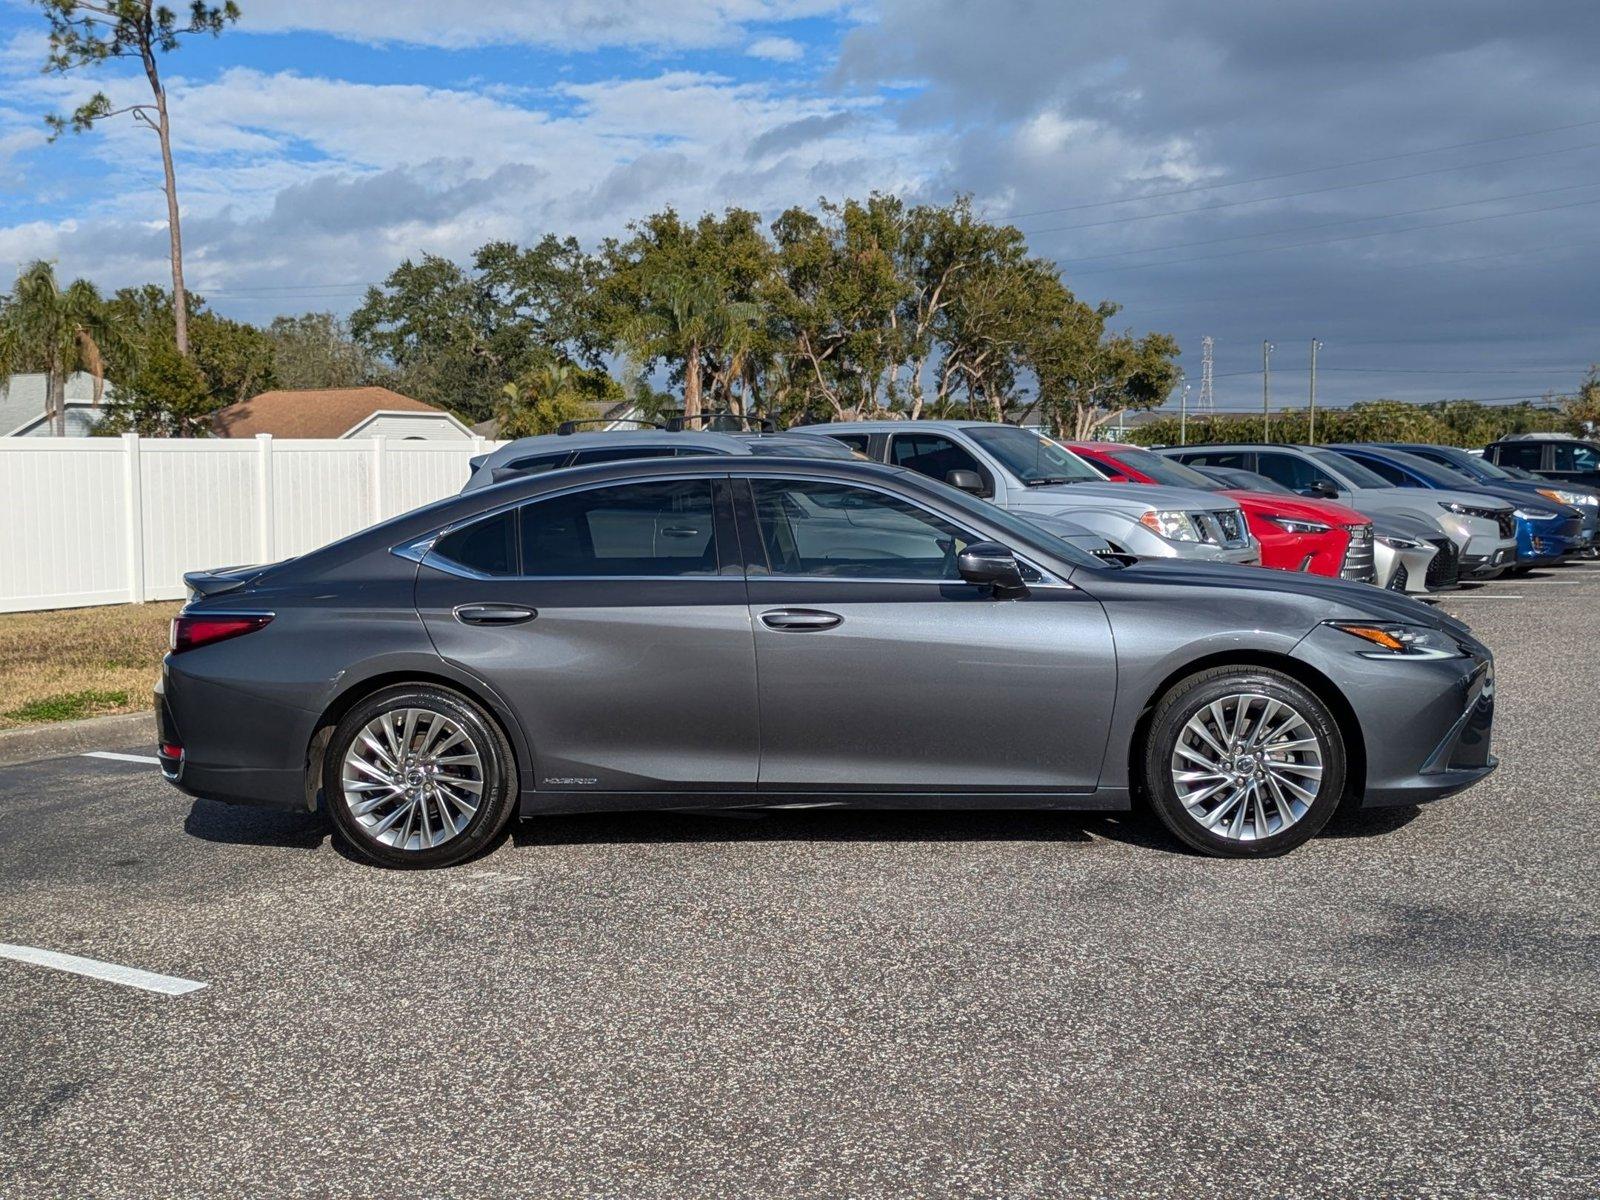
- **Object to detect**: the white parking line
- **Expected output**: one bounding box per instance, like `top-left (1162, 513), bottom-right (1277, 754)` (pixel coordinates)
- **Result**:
top-left (1440, 594), bottom-right (1524, 601)
top-left (0, 943), bottom-right (207, 996)
top-left (81, 751), bottom-right (159, 765)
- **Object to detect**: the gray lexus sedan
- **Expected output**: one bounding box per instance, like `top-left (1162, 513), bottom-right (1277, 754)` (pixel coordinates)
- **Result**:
top-left (157, 457), bottom-right (1496, 866)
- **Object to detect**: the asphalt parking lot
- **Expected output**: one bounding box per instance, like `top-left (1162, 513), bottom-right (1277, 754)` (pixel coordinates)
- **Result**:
top-left (3, 566), bottom-right (1598, 1198)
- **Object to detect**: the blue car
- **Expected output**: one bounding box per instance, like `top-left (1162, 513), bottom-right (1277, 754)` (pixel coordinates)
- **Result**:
top-left (1328, 444), bottom-right (1585, 569)
top-left (1376, 442), bottom-right (1599, 553)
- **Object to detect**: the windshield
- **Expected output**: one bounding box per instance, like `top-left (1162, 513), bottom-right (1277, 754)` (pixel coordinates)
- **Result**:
top-left (965, 426), bottom-right (1103, 485)
top-left (1100, 446), bottom-right (1219, 491)
top-left (1308, 448), bottom-right (1391, 489)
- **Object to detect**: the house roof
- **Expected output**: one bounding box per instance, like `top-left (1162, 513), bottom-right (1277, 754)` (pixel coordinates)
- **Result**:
top-left (212, 386), bottom-right (445, 438)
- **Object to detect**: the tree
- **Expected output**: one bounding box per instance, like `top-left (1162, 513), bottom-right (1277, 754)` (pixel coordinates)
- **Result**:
top-left (97, 332), bottom-right (212, 434)
top-left (36, 0), bottom-right (241, 358)
top-left (1561, 366), bottom-right (1600, 434)
top-left (351, 242), bottom-right (599, 422)
top-left (1025, 291), bottom-right (1181, 439)
top-left (0, 260), bottom-right (122, 435)
top-left (103, 283), bottom-right (276, 416)
top-left (266, 312), bottom-right (375, 390)
top-left (494, 360), bottom-right (617, 439)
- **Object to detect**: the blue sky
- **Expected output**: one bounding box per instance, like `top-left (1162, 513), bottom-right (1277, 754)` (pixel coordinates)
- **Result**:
top-left (2, 0), bottom-right (1597, 408)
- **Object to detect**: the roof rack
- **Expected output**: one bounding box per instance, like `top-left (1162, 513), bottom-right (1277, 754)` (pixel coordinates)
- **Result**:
top-left (554, 418), bottom-right (667, 436)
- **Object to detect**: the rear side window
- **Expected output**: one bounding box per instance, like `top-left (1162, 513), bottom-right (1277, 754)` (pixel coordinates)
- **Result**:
top-left (1494, 443), bottom-right (1544, 470)
top-left (504, 453), bottom-right (570, 475)
top-left (1255, 452), bottom-right (1339, 494)
top-left (888, 433), bottom-right (987, 487)
top-left (570, 446), bottom-right (683, 466)
top-left (432, 510), bottom-right (517, 576)
top-left (1177, 450), bottom-right (1253, 471)
top-left (520, 480), bottom-right (719, 576)
top-left (1552, 444), bottom-right (1600, 472)
top-left (823, 432), bottom-right (873, 455)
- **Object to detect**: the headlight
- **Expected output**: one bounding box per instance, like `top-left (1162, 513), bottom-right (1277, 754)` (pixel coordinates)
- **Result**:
top-left (1139, 509), bottom-right (1200, 541)
top-left (1261, 514), bottom-right (1331, 534)
top-left (1329, 620), bottom-right (1461, 659)
top-left (1537, 486), bottom-right (1597, 507)
top-left (1438, 500), bottom-right (1504, 521)
top-left (1376, 535), bottom-right (1424, 550)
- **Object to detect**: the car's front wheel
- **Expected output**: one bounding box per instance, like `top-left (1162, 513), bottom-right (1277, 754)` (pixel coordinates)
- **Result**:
top-left (324, 684), bottom-right (517, 868)
top-left (1143, 666), bottom-right (1346, 857)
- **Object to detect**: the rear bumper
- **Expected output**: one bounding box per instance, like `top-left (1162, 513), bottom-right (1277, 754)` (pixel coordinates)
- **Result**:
top-left (156, 661), bottom-right (315, 811)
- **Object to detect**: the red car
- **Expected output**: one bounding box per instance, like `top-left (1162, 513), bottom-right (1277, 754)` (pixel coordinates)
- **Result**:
top-left (1065, 441), bottom-right (1376, 582)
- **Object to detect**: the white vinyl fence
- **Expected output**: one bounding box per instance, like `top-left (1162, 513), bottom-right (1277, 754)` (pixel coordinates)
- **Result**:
top-left (0, 434), bottom-right (500, 613)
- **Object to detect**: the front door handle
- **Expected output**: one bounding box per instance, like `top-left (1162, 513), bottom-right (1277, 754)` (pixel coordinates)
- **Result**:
top-left (760, 608), bottom-right (843, 631)
top-left (455, 603), bottom-right (537, 626)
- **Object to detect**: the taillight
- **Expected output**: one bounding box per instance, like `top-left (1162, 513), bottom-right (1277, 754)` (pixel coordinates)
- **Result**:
top-left (170, 614), bottom-right (273, 653)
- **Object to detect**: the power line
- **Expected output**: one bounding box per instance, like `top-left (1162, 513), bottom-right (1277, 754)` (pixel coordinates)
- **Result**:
top-left (1065, 192), bottom-right (1600, 277)
top-left (1212, 365), bottom-right (1583, 379)
top-left (1054, 179), bottom-right (1600, 265)
top-left (1019, 140), bottom-right (1600, 235)
top-left (1007, 116), bottom-right (1600, 220)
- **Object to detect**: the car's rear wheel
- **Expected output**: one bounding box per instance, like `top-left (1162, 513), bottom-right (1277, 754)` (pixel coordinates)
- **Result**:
top-left (1143, 666), bottom-right (1346, 857)
top-left (324, 684), bottom-right (517, 868)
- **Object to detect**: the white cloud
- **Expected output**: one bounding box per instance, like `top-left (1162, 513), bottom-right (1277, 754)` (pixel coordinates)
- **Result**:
top-left (747, 36), bottom-right (805, 61)
top-left (239, 0), bottom-right (848, 51)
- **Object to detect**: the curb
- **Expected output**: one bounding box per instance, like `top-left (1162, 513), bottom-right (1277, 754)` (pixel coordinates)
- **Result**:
top-left (0, 710), bottom-right (156, 768)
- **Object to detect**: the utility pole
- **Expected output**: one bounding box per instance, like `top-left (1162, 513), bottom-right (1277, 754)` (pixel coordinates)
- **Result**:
top-left (1308, 338), bottom-right (1323, 444)
top-left (1179, 383), bottom-right (1192, 446)
top-left (1262, 340), bottom-right (1275, 442)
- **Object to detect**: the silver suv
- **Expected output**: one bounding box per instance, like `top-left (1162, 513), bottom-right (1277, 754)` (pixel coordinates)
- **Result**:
top-left (812, 420), bottom-right (1260, 565)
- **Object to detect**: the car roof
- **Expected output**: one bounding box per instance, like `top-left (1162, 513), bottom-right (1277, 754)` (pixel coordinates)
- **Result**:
top-left (489, 430), bottom-right (748, 457)
top-left (811, 419), bottom-right (1021, 434)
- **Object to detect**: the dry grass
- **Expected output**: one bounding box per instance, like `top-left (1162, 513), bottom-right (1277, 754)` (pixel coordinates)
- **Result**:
top-left (0, 602), bottom-right (182, 729)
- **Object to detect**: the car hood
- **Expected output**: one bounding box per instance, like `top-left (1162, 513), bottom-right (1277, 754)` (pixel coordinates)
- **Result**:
top-left (1223, 490), bottom-right (1368, 525)
top-left (1082, 556), bottom-right (1460, 629)
top-left (1016, 480), bottom-right (1237, 514)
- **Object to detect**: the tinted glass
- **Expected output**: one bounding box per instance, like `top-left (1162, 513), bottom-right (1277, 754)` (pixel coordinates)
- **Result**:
top-left (432, 510), bottom-right (517, 576)
top-left (821, 432), bottom-right (873, 454)
top-left (1176, 450), bottom-right (1254, 471)
top-left (1370, 448), bottom-right (1478, 488)
top-left (888, 433), bottom-right (987, 485)
top-left (1552, 443), bottom-right (1600, 472)
top-left (1348, 454), bottom-right (1410, 486)
top-left (1494, 443), bottom-right (1544, 470)
top-left (1254, 451), bottom-right (1341, 493)
top-left (1306, 449), bottom-right (1390, 489)
top-left (742, 437), bottom-right (859, 459)
top-left (505, 453), bottom-right (570, 475)
top-left (750, 479), bottom-right (973, 579)
top-left (965, 426), bottom-right (1101, 484)
top-left (1409, 446), bottom-right (1508, 482)
top-left (519, 480), bottom-right (718, 576)
top-left (1101, 446), bottom-right (1218, 490)
top-left (570, 446), bottom-right (683, 466)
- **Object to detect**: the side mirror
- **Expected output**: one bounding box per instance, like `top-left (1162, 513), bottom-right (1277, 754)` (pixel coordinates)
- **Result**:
top-left (944, 468), bottom-right (986, 495)
top-left (1308, 479), bottom-right (1339, 499)
top-left (958, 541), bottom-right (1027, 597)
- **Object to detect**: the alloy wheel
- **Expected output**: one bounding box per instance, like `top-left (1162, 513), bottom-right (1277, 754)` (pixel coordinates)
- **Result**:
top-left (340, 707), bottom-right (485, 851)
top-left (1168, 692), bottom-right (1324, 842)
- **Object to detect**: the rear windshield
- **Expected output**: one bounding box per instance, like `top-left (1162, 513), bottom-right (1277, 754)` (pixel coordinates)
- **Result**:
top-left (1100, 446), bottom-right (1218, 491)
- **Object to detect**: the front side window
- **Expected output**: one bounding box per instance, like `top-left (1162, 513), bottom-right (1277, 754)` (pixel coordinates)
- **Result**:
top-left (1254, 452), bottom-right (1340, 494)
top-left (1177, 450), bottom-right (1254, 471)
top-left (750, 479), bottom-right (974, 580)
top-left (1307, 449), bottom-right (1390, 489)
top-left (821, 432), bottom-right (873, 455)
top-left (1494, 443), bottom-right (1544, 470)
top-left (1351, 455), bottom-right (1409, 486)
top-left (520, 480), bottom-right (719, 576)
top-left (888, 433), bottom-right (988, 490)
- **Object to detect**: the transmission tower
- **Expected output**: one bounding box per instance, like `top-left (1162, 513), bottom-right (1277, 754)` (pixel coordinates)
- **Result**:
top-left (1197, 337), bottom-right (1215, 414)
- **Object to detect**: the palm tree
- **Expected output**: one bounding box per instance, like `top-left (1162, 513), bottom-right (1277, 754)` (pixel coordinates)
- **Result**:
top-left (0, 261), bottom-right (120, 435)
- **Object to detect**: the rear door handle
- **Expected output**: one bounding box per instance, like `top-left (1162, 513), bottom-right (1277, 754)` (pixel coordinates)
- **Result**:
top-left (455, 603), bottom-right (537, 626)
top-left (760, 608), bottom-right (843, 631)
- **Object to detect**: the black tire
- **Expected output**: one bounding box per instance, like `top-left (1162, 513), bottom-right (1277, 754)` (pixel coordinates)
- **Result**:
top-left (1141, 666), bottom-right (1346, 858)
top-left (324, 684), bottom-right (517, 869)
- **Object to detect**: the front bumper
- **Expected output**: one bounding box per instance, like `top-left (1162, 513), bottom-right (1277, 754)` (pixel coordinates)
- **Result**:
top-left (1293, 622), bottom-right (1496, 808)
top-left (1460, 540), bottom-right (1517, 577)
